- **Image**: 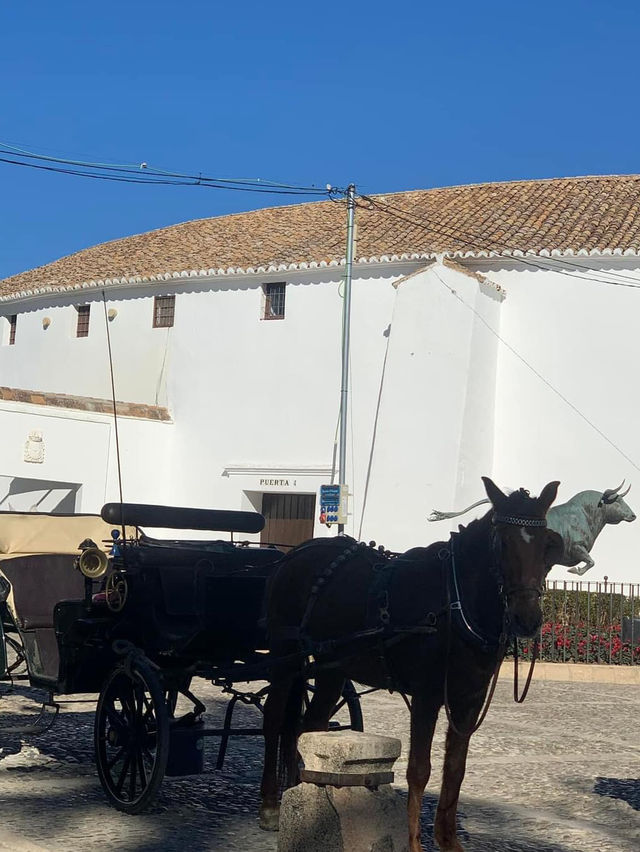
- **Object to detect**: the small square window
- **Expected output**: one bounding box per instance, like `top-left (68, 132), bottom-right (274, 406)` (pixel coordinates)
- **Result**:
top-left (153, 295), bottom-right (175, 328)
top-left (263, 283), bottom-right (286, 320)
top-left (8, 314), bottom-right (17, 345)
top-left (76, 305), bottom-right (90, 338)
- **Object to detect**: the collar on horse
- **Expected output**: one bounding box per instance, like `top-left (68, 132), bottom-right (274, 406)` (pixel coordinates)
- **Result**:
top-left (291, 506), bottom-right (547, 658)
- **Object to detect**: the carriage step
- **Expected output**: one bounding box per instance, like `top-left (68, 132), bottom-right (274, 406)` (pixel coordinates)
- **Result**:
top-left (0, 703), bottom-right (59, 735)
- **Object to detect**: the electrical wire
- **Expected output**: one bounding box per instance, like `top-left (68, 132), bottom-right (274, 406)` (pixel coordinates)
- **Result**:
top-left (363, 194), bottom-right (640, 288)
top-left (430, 267), bottom-right (640, 473)
top-left (0, 138), bottom-right (329, 190)
top-left (361, 194), bottom-right (640, 291)
top-left (0, 140), bottom-right (341, 197)
top-left (360, 194), bottom-right (640, 469)
top-left (0, 139), bottom-right (328, 190)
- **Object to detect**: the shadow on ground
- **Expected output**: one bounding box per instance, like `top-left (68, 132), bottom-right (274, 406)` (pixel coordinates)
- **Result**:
top-left (0, 684), bottom-right (631, 851)
top-left (594, 777), bottom-right (640, 811)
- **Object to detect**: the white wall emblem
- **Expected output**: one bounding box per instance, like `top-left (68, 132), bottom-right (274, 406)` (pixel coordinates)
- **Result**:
top-left (24, 431), bottom-right (45, 464)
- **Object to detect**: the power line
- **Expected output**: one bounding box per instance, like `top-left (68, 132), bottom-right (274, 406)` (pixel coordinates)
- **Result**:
top-left (0, 139), bottom-right (340, 198)
top-left (0, 139), bottom-right (325, 190)
top-left (360, 194), bottom-right (640, 468)
top-left (430, 268), bottom-right (640, 473)
top-left (361, 195), bottom-right (640, 291)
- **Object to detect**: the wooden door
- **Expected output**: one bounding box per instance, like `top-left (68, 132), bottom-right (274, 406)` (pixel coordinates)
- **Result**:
top-left (261, 493), bottom-right (316, 551)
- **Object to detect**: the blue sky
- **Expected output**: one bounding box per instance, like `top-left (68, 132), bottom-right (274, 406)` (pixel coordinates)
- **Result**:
top-left (1, 0), bottom-right (639, 279)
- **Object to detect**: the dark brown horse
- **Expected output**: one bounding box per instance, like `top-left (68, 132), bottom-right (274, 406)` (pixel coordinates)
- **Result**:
top-left (259, 477), bottom-right (562, 851)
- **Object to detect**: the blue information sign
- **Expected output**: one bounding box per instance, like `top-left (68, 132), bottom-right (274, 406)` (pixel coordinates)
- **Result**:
top-left (319, 484), bottom-right (348, 524)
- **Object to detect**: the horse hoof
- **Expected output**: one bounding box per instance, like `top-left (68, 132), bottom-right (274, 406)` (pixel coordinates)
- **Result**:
top-left (434, 830), bottom-right (464, 851)
top-left (435, 841), bottom-right (464, 852)
top-left (258, 806), bottom-right (280, 832)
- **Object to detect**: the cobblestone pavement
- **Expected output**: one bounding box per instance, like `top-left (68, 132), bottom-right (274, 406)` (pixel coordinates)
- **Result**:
top-left (0, 676), bottom-right (639, 851)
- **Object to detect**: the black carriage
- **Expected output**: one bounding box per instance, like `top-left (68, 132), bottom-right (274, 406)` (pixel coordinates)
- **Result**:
top-left (0, 504), bottom-right (363, 813)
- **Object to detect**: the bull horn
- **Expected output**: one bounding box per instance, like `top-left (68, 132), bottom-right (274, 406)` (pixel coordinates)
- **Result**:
top-left (620, 483), bottom-right (632, 498)
top-left (602, 479), bottom-right (626, 504)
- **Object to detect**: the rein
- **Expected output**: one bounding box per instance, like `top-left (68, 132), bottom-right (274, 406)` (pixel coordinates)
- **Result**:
top-left (442, 511), bottom-right (546, 737)
top-left (513, 636), bottom-right (539, 703)
top-left (442, 537), bottom-right (507, 738)
top-left (286, 513), bottom-right (543, 730)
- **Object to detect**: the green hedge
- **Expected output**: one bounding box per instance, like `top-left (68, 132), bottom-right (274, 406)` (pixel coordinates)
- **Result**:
top-left (509, 587), bottom-right (640, 664)
top-left (541, 587), bottom-right (640, 627)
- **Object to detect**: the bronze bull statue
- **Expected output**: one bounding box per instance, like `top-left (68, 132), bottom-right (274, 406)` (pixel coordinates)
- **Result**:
top-left (428, 480), bottom-right (636, 575)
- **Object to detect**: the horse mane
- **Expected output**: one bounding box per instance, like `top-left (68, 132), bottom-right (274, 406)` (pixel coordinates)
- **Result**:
top-left (458, 488), bottom-right (543, 529)
top-left (454, 512), bottom-right (493, 562)
top-left (500, 487), bottom-right (545, 518)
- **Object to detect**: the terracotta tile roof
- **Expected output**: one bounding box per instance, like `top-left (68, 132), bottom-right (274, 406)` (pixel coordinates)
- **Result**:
top-left (0, 386), bottom-right (171, 421)
top-left (3, 175), bottom-right (640, 300)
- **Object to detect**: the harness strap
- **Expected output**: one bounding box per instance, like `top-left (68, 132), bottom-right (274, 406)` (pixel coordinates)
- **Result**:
top-left (299, 538), bottom-right (363, 636)
top-left (368, 558), bottom-right (396, 628)
top-left (493, 514), bottom-right (547, 527)
top-left (443, 554), bottom-right (508, 737)
top-left (513, 637), bottom-right (539, 703)
top-left (448, 535), bottom-right (502, 649)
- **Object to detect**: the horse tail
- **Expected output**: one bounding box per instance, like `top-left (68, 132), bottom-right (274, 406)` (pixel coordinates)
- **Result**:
top-left (277, 675), bottom-right (306, 793)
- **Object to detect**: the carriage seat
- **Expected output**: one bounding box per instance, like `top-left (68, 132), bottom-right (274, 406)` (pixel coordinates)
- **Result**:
top-left (0, 511), bottom-right (123, 626)
top-left (0, 554), bottom-right (85, 629)
top-left (0, 512), bottom-right (128, 684)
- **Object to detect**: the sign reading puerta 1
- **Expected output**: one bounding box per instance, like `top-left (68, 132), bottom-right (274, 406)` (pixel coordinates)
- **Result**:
top-left (319, 484), bottom-right (349, 525)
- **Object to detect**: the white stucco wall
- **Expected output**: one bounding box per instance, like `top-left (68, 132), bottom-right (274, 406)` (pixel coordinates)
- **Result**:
top-left (1, 254), bottom-right (639, 582)
top-left (481, 260), bottom-right (640, 582)
top-left (0, 401), bottom-right (172, 514)
top-left (359, 263), bottom-right (501, 549)
top-left (0, 288), bottom-right (174, 406)
top-left (163, 267), bottom-right (403, 516)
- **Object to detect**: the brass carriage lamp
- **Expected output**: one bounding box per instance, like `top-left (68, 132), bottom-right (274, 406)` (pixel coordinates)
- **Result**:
top-left (75, 538), bottom-right (109, 610)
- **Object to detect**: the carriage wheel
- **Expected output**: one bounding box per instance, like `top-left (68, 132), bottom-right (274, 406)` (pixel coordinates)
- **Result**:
top-left (4, 633), bottom-right (27, 677)
top-left (164, 673), bottom-right (193, 718)
top-left (335, 679), bottom-right (364, 732)
top-left (94, 658), bottom-right (169, 814)
top-left (165, 689), bottom-right (178, 718)
top-left (305, 679), bottom-right (364, 732)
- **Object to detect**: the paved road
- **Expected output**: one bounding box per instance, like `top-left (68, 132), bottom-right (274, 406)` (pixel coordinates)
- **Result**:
top-left (0, 676), bottom-right (639, 851)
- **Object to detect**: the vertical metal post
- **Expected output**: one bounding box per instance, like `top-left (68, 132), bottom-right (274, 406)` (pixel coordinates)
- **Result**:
top-left (338, 184), bottom-right (356, 535)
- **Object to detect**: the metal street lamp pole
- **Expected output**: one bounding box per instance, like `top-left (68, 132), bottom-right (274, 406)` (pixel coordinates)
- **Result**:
top-left (338, 184), bottom-right (356, 534)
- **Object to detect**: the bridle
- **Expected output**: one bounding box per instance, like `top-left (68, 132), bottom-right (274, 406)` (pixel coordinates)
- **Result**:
top-left (490, 513), bottom-right (548, 612)
top-left (444, 509), bottom-right (546, 737)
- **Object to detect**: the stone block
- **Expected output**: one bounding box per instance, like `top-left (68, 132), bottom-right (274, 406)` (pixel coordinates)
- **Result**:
top-left (277, 782), bottom-right (408, 852)
top-left (278, 732), bottom-right (408, 852)
top-left (297, 730), bottom-right (401, 775)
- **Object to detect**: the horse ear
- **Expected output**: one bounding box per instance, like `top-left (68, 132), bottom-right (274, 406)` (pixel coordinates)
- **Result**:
top-left (481, 476), bottom-right (506, 507)
top-left (537, 481), bottom-right (560, 515)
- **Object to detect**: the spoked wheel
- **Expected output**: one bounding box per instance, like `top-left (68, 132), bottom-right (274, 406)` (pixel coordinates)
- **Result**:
top-left (4, 633), bottom-right (27, 677)
top-left (94, 658), bottom-right (169, 814)
top-left (305, 679), bottom-right (364, 732)
top-left (164, 675), bottom-right (193, 719)
top-left (334, 679), bottom-right (364, 731)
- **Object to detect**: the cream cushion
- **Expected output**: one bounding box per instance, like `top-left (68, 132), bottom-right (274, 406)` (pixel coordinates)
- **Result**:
top-left (0, 512), bottom-right (134, 627)
top-left (0, 512), bottom-right (132, 556)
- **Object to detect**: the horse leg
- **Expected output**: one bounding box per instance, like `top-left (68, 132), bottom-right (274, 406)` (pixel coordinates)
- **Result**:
top-left (433, 709), bottom-right (478, 852)
top-left (302, 670), bottom-right (345, 732)
top-left (259, 676), bottom-right (296, 831)
top-left (407, 692), bottom-right (439, 852)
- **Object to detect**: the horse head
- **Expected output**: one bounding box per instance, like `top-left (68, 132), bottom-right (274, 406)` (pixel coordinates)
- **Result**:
top-left (482, 477), bottom-right (563, 637)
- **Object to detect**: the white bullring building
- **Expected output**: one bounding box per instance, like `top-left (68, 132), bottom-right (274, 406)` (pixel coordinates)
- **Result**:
top-left (1, 175), bottom-right (639, 580)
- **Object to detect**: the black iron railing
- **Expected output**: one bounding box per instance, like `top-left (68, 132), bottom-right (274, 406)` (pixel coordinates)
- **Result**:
top-left (515, 579), bottom-right (640, 665)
